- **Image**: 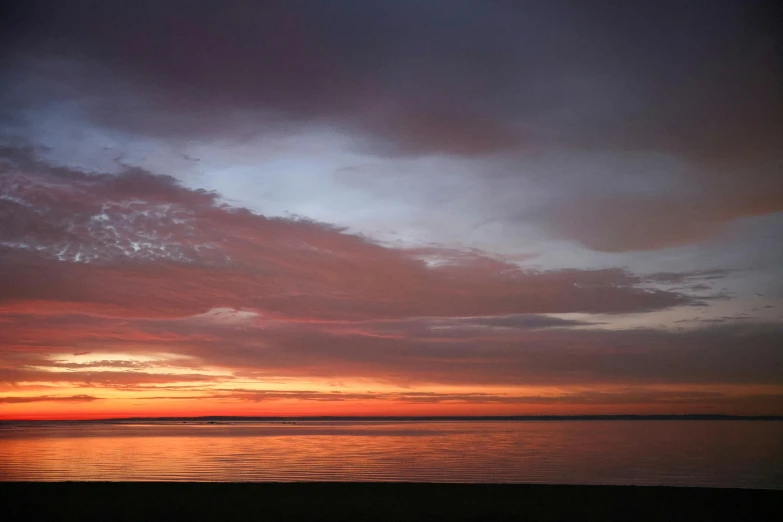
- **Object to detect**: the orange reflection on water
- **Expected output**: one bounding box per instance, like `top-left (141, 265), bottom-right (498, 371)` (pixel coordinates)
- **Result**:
top-left (1, 421), bottom-right (782, 487)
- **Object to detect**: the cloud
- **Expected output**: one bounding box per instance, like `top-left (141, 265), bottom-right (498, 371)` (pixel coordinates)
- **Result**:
top-left (0, 150), bottom-right (695, 321)
top-left (1, 150), bottom-right (778, 405)
top-left (462, 315), bottom-right (587, 329)
top-left (208, 321), bottom-right (783, 387)
top-left (0, 394), bottom-right (100, 403)
top-left (3, 149), bottom-right (777, 398)
top-left (43, 360), bottom-right (154, 370)
top-left (1, 1), bottom-right (781, 416)
top-left (124, 389), bottom-right (783, 408)
top-left (0, 368), bottom-right (223, 386)
top-left (3, 305), bottom-right (782, 389)
top-left (3, 1), bottom-right (779, 160)
top-left (644, 269), bottom-right (735, 285)
top-left (532, 187), bottom-right (783, 252)
top-left (1, 1), bottom-right (780, 254)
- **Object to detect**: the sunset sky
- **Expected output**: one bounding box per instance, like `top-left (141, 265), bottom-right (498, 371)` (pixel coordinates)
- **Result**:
top-left (1, 0), bottom-right (781, 419)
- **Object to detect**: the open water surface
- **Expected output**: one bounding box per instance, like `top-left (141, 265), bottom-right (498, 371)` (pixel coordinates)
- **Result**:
top-left (1, 420), bottom-right (781, 488)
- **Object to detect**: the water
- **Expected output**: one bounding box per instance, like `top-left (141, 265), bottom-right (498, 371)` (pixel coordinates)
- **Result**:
top-left (1, 421), bottom-right (781, 488)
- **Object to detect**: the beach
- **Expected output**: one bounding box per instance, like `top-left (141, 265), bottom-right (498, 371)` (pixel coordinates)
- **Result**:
top-left (2, 482), bottom-right (781, 521)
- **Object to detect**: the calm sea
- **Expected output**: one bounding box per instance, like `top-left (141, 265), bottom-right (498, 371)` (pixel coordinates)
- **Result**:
top-left (1, 420), bottom-right (781, 488)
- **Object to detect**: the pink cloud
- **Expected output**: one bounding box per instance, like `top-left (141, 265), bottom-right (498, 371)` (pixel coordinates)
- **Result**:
top-left (2, 151), bottom-right (777, 404)
top-left (1, 153), bottom-right (696, 322)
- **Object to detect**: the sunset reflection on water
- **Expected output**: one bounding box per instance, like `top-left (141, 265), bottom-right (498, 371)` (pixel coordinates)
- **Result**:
top-left (1, 421), bottom-right (781, 488)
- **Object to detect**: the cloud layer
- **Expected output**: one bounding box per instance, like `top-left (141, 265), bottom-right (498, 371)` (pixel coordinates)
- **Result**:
top-left (2, 149), bottom-right (781, 417)
top-left (2, 0), bottom-right (781, 253)
top-left (1, 150), bottom-right (696, 321)
top-left (1, 1), bottom-right (782, 418)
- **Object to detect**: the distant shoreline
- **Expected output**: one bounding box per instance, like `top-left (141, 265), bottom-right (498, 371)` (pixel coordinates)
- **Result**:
top-left (2, 414), bottom-right (782, 423)
top-left (1, 482), bottom-right (781, 522)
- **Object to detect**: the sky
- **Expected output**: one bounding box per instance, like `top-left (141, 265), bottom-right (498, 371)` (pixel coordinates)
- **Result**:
top-left (0, 0), bottom-right (781, 420)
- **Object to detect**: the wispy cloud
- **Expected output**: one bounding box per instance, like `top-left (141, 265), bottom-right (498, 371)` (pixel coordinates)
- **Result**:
top-left (0, 394), bottom-right (101, 404)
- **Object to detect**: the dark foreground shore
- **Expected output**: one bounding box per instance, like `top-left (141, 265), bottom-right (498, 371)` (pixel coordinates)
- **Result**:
top-left (2, 482), bottom-right (781, 522)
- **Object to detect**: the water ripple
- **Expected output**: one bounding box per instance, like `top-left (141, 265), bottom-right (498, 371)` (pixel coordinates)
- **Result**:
top-left (1, 421), bottom-right (781, 488)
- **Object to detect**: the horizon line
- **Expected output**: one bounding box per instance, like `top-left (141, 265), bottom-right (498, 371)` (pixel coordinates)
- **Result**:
top-left (3, 414), bottom-right (782, 423)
